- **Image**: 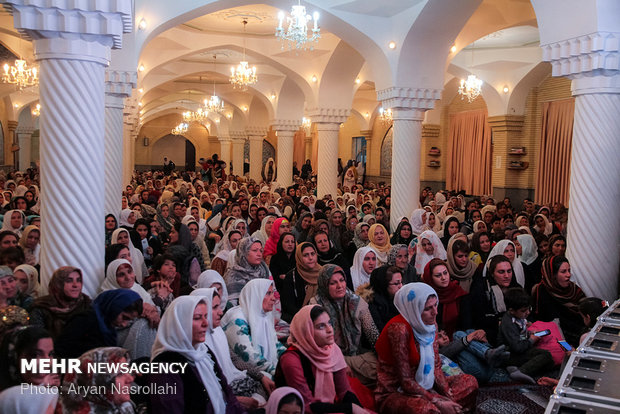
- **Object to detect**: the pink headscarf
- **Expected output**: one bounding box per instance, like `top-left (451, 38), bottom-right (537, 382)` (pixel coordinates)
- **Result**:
top-left (288, 305), bottom-right (347, 403)
top-left (263, 217), bottom-right (288, 257)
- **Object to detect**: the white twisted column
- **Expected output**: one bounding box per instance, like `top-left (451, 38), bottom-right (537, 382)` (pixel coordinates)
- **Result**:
top-left (2, 0), bottom-right (133, 297)
top-left (309, 109), bottom-right (349, 198)
top-left (105, 70), bottom-right (136, 218)
top-left (230, 131), bottom-right (246, 177)
top-left (378, 87), bottom-right (441, 230)
top-left (219, 137), bottom-right (232, 172)
top-left (272, 120), bottom-right (301, 187)
top-left (565, 75), bottom-right (620, 300)
top-left (247, 127), bottom-right (266, 183)
top-left (391, 110), bottom-right (425, 231)
top-left (16, 126), bottom-right (34, 170)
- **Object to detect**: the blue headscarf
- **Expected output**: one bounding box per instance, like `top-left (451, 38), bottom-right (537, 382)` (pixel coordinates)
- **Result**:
top-left (93, 289), bottom-right (142, 346)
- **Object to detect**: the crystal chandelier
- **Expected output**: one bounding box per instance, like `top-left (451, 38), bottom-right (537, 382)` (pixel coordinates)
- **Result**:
top-left (276, 1), bottom-right (320, 51)
top-left (2, 59), bottom-right (38, 89)
top-left (183, 108), bottom-right (208, 123)
top-left (230, 20), bottom-right (257, 90)
top-left (206, 55), bottom-right (225, 113)
top-left (458, 42), bottom-right (483, 103)
top-left (171, 122), bottom-right (188, 135)
top-left (458, 74), bottom-right (483, 103)
top-left (302, 117), bottom-right (311, 133)
top-left (379, 107), bottom-right (393, 126)
top-left (31, 103), bottom-right (40, 117)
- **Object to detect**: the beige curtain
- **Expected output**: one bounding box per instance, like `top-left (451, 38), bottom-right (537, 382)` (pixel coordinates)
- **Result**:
top-left (446, 110), bottom-right (492, 195)
top-left (536, 98), bottom-right (575, 206)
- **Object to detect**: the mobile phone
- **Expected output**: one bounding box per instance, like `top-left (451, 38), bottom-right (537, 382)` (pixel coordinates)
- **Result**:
top-left (534, 329), bottom-right (551, 337)
top-left (557, 340), bottom-right (573, 351)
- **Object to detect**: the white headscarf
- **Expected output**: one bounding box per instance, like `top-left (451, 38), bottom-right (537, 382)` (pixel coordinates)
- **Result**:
top-left (101, 259), bottom-right (154, 306)
top-left (190, 288), bottom-right (247, 383)
top-left (223, 279), bottom-right (278, 366)
top-left (119, 209), bottom-right (135, 228)
top-left (414, 230), bottom-right (447, 274)
top-left (151, 296), bottom-right (226, 413)
top-left (483, 239), bottom-right (525, 287)
top-left (111, 228), bottom-right (146, 284)
top-left (516, 234), bottom-right (538, 266)
top-left (410, 209), bottom-right (426, 236)
top-left (0, 384), bottom-right (58, 414)
top-left (394, 283), bottom-right (437, 390)
top-left (194, 270), bottom-right (229, 308)
top-left (14, 264), bottom-right (41, 298)
top-left (534, 214), bottom-right (553, 236)
top-left (1, 209), bottom-right (25, 236)
top-left (350, 246), bottom-right (377, 290)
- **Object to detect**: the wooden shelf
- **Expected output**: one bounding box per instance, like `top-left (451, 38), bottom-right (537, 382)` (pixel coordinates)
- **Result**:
top-left (427, 163), bottom-right (441, 168)
top-left (508, 147), bottom-right (527, 155)
top-left (508, 151), bottom-right (527, 156)
top-left (428, 152), bottom-right (441, 156)
top-left (507, 161), bottom-right (529, 170)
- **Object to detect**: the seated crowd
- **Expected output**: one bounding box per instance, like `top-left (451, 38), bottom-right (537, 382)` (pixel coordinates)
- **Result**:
top-left (0, 159), bottom-right (610, 413)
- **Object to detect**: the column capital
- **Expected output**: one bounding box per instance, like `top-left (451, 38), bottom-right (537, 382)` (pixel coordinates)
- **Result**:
top-left (307, 108), bottom-right (350, 124)
top-left (271, 119), bottom-right (301, 132)
top-left (16, 126), bottom-right (35, 135)
top-left (572, 73), bottom-right (620, 96)
top-left (246, 126), bottom-right (267, 136)
top-left (377, 87), bottom-right (442, 111)
top-left (7, 120), bottom-right (18, 131)
top-left (229, 130), bottom-right (247, 141)
top-left (541, 32), bottom-right (620, 80)
top-left (3, 0), bottom-right (132, 51)
top-left (218, 136), bottom-right (232, 143)
top-left (105, 70), bottom-right (137, 98)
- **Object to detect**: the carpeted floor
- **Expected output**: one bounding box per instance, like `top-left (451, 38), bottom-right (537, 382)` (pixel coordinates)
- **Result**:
top-left (475, 383), bottom-right (554, 414)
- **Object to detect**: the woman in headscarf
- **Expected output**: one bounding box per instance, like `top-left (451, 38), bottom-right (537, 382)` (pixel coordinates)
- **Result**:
top-left (292, 211), bottom-right (312, 243)
top-left (367, 266), bottom-right (402, 333)
top-left (263, 158), bottom-right (276, 183)
top-left (391, 220), bottom-right (414, 246)
top-left (409, 208), bottom-right (427, 237)
top-left (470, 255), bottom-right (520, 345)
top-left (344, 222), bottom-right (370, 264)
top-left (327, 209), bottom-right (347, 252)
top-left (446, 239), bottom-right (478, 293)
top-left (211, 229), bottom-right (242, 277)
top-left (264, 387), bottom-right (304, 414)
top-left (252, 214), bottom-right (275, 246)
top-left (516, 233), bottom-right (541, 293)
top-left (269, 232), bottom-right (297, 292)
top-left (374, 283), bottom-right (478, 414)
top-left (166, 222), bottom-right (206, 286)
top-left (194, 270), bottom-right (231, 312)
top-left (111, 228), bottom-right (148, 284)
top-left (13, 264), bottom-right (41, 300)
top-left (310, 265), bottom-right (379, 387)
top-left (349, 246), bottom-right (377, 290)
top-left (221, 279), bottom-right (286, 386)
top-left (422, 259), bottom-right (469, 339)
top-left (276, 305), bottom-right (366, 414)
top-left (470, 230), bottom-right (492, 266)
top-left (0, 384), bottom-right (58, 413)
top-left (440, 216), bottom-right (460, 249)
top-left (386, 244), bottom-right (418, 284)
top-left (532, 256), bottom-right (586, 346)
top-left (483, 240), bottom-right (525, 288)
top-left (55, 289), bottom-right (142, 358)
top-left (150, 296), bottom-right (245, 413)
top-left (532, 213), bottom-right (553, 236)
top-left (189, 288), bottom-right (265, 408)
top-left (0, 210), bottom-right (25, 237)
top-left (264, 217), bottom-right (290, 260)
top-left (118, 208), bottom-right (137, 230)
top-left (30, 266), bottom-right (92, 338)
top-left (105, 213), bottom-right (118, 247)
top-left (17, 225), bottom-right (39, 267)
top-left (56, 347), bottom-right (133, 413)
top-left (413, 230), bottom-right (447, 275)
top-left (155, 203), bottom-right (174, 237)
top-left (367, 223), bottom-right (391, 266)
top-left (225, 236), bottom-right (271, 306)
top-left (280, 243), bottom-right (322, 323)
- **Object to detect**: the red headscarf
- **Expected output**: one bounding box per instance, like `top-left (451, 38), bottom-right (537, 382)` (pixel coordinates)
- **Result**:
top-left (288, 305), bottom-right (347, 403)
top-left (422, 260), bottom-right (467, 338)
top-left (263, 217), bottom-right (288, 257)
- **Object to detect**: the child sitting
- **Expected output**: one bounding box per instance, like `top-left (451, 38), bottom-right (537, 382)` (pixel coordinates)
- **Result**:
top-left (498, 287), bottom-right (555, 384)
